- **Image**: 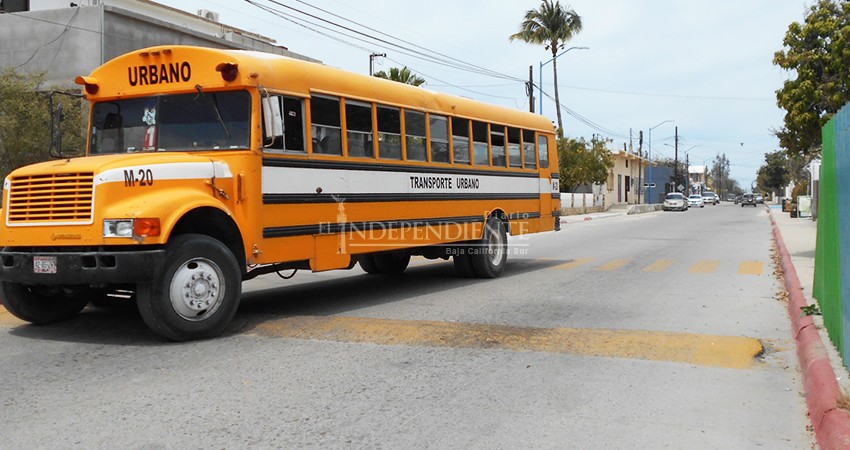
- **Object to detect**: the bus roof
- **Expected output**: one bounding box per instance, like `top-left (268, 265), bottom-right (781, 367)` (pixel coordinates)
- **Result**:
top-left (79, 45), bottom-right (555, 134)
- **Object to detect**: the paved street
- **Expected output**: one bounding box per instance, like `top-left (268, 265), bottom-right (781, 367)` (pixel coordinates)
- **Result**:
top-left (0, 203), bottom-right (813, 449)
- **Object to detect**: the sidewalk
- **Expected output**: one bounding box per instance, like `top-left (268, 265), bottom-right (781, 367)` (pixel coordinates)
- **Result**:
top-left (559, 204), bottom-right (658, 225)
top-left (769, 203), bottom-right (850, 449)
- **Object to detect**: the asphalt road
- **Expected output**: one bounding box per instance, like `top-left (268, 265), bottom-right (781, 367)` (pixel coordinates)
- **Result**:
top-left (0, 203), bottom-right (813, 449)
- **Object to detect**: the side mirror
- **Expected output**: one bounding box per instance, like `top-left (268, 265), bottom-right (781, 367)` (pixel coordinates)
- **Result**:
top-left (48, 90), bottom-right (84, 159)
top-left (262, 96), bottom-right (283, 145)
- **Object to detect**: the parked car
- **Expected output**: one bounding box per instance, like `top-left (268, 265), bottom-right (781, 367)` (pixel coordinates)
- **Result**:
top-left (734, 195), bottom-right (742, 204)
top-left (663, 192), bottom-right (688, 211)
top-left (755, 194), bottom-right (764, 204)
top-left (702, 192), bottom-right (719, 205)
top-left (740, 193), bottom-right (757, 207)
top-left (688, 194), bottom-right (705, 208)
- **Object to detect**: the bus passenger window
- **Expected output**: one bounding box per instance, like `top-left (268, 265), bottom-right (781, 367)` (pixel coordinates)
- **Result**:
top-left (264, 96), bottom-right (305, 152)
top-left (538, 135), bottom-right (549, 169)
top-left (451, 117), bottom-right (470, 165)
top-left (346, 100), bottom-right (374, 158)
top-left (378, 105), bottom-right (401, 159)
top-left (282, 97), bottom-right (305, 151)
top-left (491, 125), bottom-right (507, 167)
top-left (310, 96), bottom-right (342, 155)
top-left (430, 114), bottom-right (449, 163)
top-left (523, 129), bottom-right (536, 169)
top-left (508, 127), bottom-right (522, 167)
top-left (472, 120), bottom-right (489, 166)
top-left (405, 110), bottom-right (427, 161)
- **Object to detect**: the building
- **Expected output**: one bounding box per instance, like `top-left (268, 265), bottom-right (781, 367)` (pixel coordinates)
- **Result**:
top-left (0, 0), bottom-right (317, 88)
top-left (605, 149), bottom-right (654, 208)
top-left (688, 165), bottom-right (708, 195)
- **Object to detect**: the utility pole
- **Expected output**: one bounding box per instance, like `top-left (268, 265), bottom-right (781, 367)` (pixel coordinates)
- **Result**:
top-left (674, 126), bottom-right (679, 190)
top-left (637, 130), bottom-right (644, 204)
top-left (527, 66), bottom-right (535, 113)
top-left (685, 153), bottom-right (690, 194)
top-left (369, 53), bottom-right (386, 76)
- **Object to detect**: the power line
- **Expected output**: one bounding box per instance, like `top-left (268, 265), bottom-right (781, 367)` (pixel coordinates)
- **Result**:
top-left (244, 0), bottom-right (524, 82)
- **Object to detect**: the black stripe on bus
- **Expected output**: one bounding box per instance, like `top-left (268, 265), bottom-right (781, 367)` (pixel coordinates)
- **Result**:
top-left (552, 210), bottom-right (562, 218)
top-left (263, 215), bottom-right (486, 239)
top-left (551, 173), bottom-right (560, 179)
top-left (508, 212), bottom-right (542, 220)
top-left (262, 193), bottom-right (540, 204)
top-left (262, 157), bottom-right (541, 178)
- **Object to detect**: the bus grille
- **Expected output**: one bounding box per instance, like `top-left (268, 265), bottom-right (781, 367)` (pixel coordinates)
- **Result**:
top-left (7, 173), bottom-right (95, 224)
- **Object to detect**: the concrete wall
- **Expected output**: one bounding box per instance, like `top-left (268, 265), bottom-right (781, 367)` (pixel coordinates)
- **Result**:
top-left (0, 7), bottom-right (103, 87)
top-left (0, 3), bottom-right (317, 88)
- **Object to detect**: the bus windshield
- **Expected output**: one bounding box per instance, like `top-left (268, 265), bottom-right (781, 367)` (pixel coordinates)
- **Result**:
top-left (90, 90), bottom-right (251, 154)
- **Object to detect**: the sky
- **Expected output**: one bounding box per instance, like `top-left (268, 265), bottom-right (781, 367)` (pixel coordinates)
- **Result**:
top-left (154, 0), bottom-right (810, 190)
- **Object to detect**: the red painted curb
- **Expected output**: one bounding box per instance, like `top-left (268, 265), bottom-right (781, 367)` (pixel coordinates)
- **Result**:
top-left (770, 210), bottom-right (850, 449)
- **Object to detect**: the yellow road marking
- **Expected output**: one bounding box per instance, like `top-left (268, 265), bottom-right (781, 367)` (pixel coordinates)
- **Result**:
top-left (0, 307), bottom-right (25, 327)
top-left (689, 260), bottom-right (720, 274)
top-left (738, 261), bottom-right (764, 276)
top-left (642, 258), bottom-right (676, 273)
top-left (553, 258), bottom-right (595, 270)
top-left (596, 259), bottom-right (632, 271)
top-left (250, 316), bottom-right (763, 369)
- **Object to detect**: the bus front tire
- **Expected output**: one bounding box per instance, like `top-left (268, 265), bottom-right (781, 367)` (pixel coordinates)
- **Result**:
top-left (137, 234), bottom-right (241, 342)
top-left (471, 216), bottom-right (508, 278)
top-left (0, 282), bottom-right (89, 324)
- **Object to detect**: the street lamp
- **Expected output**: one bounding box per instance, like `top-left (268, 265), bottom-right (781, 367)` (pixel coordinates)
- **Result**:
top-left (539, 46), bottom-right (588, 115)
top-left (647, 120), bottom-right (674, 204)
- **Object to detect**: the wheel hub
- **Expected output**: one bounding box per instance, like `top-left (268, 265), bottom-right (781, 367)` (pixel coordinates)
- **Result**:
top-left (169, 259), bottom-right (225, 320)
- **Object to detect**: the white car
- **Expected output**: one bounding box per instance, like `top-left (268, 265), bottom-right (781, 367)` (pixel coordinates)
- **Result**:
top-left (663, 192), bottom-right (688, 211)
top-left (688, 194), bottom-right (705, 208)
top-left (702, 192), bottom-right (719, 205)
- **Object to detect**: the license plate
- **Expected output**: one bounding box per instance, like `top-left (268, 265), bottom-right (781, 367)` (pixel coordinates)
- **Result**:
top-left (33, 256), bottom-right (57, 274)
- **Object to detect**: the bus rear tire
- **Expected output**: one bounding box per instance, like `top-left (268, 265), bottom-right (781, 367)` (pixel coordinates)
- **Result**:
top-left (0, 282), bottom-right (89, 324)
top-left (358, 254), bottom-right (381, 274)
top-left (453, 251), bottom-right (476, 277)
top-left (471, 216), bottom-right (508, 278)
top-left (137, 234), bottom-right (241, 342)
top-left (360, 251), bottom-right (410, 275)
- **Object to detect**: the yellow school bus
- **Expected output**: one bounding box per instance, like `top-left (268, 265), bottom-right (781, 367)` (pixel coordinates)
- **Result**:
top-left (0, 45), bottom-right (559, 341)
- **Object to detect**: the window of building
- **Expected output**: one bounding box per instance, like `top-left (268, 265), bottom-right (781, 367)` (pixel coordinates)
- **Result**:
top-left (452, 117), bottom-right (470, 165)
top-left (472, 120), bottom-right (489, 166)
top-left (430, 114), bottom-right (449, 163)
top-left (377, 105), bottom-right (401, 159)
top-left (346, 100), bottom-right (374, 158)
top-left (310, 95), bottom-right (342, 155)
top-left (405, 110), bottom-right (427, 161)
top-left (523, 129), bottom-right (536, 169)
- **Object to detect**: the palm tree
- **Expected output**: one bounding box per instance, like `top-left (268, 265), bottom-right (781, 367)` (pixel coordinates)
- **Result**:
top-left (373, 66), bottom-right (426, 86)
top-left (510, 0), bottom-right (582, 136)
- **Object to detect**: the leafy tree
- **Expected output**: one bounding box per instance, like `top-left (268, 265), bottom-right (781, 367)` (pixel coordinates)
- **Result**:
top-left (373, 66), bottom-right (425, 86)
top-left (773, 0), bottom-right (850, 157)
top-left (756, 150), bottom-right (791, 194)
top-left (557, 135), bottom-right (613, 192)
top-left (509, 0), bottom-right (582, 137)
top-left (0, 69), bottom-right (85, 182)
top-left (709, 152), bottom-right (731, 196)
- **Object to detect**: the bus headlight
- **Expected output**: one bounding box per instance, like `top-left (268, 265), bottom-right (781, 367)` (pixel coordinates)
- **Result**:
top-left (104, 218), bottom-right (161, 238)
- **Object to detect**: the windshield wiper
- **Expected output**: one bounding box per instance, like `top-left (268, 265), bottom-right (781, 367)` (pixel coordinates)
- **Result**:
top-left (195, 85), bottom-right (230, 139)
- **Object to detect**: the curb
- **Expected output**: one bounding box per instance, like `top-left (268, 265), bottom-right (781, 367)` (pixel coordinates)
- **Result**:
top-left (770, 209), bottom-right (850, 449)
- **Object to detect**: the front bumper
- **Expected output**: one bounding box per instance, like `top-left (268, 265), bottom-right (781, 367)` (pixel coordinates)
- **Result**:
top-left (0, 249), bottom-right (166, 285)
